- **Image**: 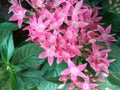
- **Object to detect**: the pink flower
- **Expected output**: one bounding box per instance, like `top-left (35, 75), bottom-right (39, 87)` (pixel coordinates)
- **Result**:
top-left (87, 44), bottom-right (114, 76)
top-left (98, 25), bottom-right (116, 48)
top-left (67, 43), bottom-right (82, 56)
top-left (87, 44), bottom-right (110, 62)
top-left (76, 76), bottom-right (98, 90)
top-left (39, 46), bottom-right (56, 66)
top-left (56, 50), bottom-right (73, 64)
top-left (72, 0), bottom-right (83, 14)
top-left (29, 16), bottom-right (50, 33)
top-left (90, 59), bottom-right (114, 76)
top-left (63, 27), bottom-right (78, 43)
top-left (9, 6), bottom-right (26, 28)
top-left (49, 17), bottom-right (64, 30)
top-left (61, 60), bottom-right (87, 81)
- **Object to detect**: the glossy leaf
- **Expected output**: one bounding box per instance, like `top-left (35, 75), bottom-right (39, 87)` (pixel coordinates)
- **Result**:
top-left (1, 33), bottom-right (14, 62)
top-left (12, 43), bottom-right (45, 71)
top-left (0, 22), bottom-right (19, 31)
top-left (102, 13), bottom-right (120, 32)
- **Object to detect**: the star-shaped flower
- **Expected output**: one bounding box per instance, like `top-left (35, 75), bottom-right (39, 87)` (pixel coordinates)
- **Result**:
top-left (61, 60), bottom-right (87, 81)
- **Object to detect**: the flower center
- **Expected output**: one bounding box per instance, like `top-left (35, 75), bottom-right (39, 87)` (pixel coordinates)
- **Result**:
top-left (66, 31), bottom-right (72, 39)
top-left (38, 24), bottom-right (45, 32)
top-left (83, 83), bottom-right (89, 90)
top-left (71, 67), bottom-right (79, 75)
top-left (47, 50), bottom-right (54, 56)
top-left (103, 34), bottom-right (107, 40)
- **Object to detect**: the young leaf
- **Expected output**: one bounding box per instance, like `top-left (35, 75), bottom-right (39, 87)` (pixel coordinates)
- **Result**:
top-left (1, 32), bottom-right (14, 62)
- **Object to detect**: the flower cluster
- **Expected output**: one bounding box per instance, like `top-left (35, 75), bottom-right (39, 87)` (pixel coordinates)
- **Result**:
top-left (9, 0), bottom-right (116, 89)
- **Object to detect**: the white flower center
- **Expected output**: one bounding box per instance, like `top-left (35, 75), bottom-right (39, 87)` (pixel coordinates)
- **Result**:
top-left (83, 83), bottom-right (89, 90)
top-left (38, 24), bottom-right (45, 32)
top-left (71, 67), bottom-right (79, 75)
top-left (66, 31), bottom-right (72, 39)
top-left (47, 50), bottom-right (54, 56)
top-left (62, 51), bottom-right (69, 57)
top-left (102, 34), bottom-right (107, 40)
top-left (37, 0), bottom-right (43, 7)
top-left (72, 21), bottom-right (79, 28)
top-left (16, 11), bottom-right (23, 19)
top-left (49, 36), bottom-right (56, 43)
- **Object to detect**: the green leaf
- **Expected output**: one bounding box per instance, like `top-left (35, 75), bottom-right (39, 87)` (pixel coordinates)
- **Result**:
top-left (12, 43), bottom-right (45, 71)
top-left (0, 22), bottom-right (19, 31)
top-left (102, 13), bottom-right (120, 32)
top-left (37, 81), bottom-right (58, 90)
top-left (37, 61), bottom-right (67, 90)
top-left (1, 32), bottom-right (14, 62)
top-left (17, 71), bottom-right (43, 89)
top-left (15, 75), bottom-right (25, 90)
top-left (9, 71), bottom-right (18, 90)
top-left (99, 78), bottom-right (120, 90)
top-left (108, 72), bottom-right (120, 86)
top-left (41, 61), bottom-right (67, 78)
top-left (0, 28), bottom-right (11, 49)
top-left (107, 43), bottom-right (120, 86)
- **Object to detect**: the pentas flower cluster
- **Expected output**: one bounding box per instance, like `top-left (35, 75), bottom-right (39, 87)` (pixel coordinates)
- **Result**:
top-left (9, 0), bottom-right (116, 89)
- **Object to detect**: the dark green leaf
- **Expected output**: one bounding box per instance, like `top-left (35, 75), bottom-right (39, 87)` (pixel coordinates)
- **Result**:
top-left (107, 43), bottom-right (120, 86)
top-left (108, 72), bottom-right (120, 86)
top-left (17, 71), bottom-right (43, 89)
top-left (0, 22), bottom-right (19, 31)
top-left (37, 61), bottom-right (67, 90)
top-left (99, 78), bottom-right (119, 90)
top-left (102, 13), bottom-right (120, 32)
top-left (15, 75), bottom-right (25, 90)
top-left (12, 43), bottom-right (45, 71)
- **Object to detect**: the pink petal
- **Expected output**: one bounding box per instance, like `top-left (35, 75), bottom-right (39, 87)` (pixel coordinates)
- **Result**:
top-left (72, 13), bottom-right (78, 21)
top-left (92, 44), bottom-right (99, 53)
top-left (57, 17), bottom-right (64, 27)
top-left (89, 84), bottom-right (98, 88)
top-left (18, 19), bottom-right (23, 28)
top-left (98, 36), bottom-right (104, 41)
top-left (71, 74), bottom-right (77, 81)
top-left (100, 49), bottom-right (110, 57)
top-left (84, 76), bottom-right (90, 83)
top-left (44, 20), bottom-right (50, 27)
top-left (79, 21), bottom-right (88, 28)
top-left (75, 0), bottom-right (83, 10)
top-left (78, 72), bottom-right (86, 78)
top-left (97, 25), bottom-right (104, 33)
top-left (84, 9), bottom-right (92, 19)
top-left (109, 36), bottom-right (116, 41)
top-left (57, 58), bottom-right (63, 64)
top-left (48, 56), bottom-right (54, 66)
top-left (68, 60), bottom-right (76, 68)
top-left (61, 68), bottom-right (70, 75)
top-left (105, 25), bottom-right (111, 34)
top-left (78, 63), bottom-right (87, 71)
top-left (39, 52), bottom-right (47, 58)
top-left (9, 16), bottom-right (18, 21)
